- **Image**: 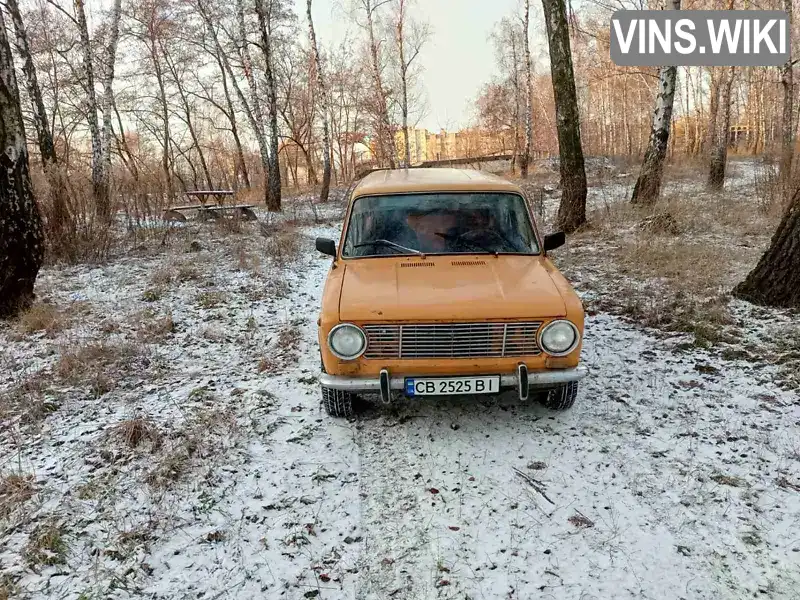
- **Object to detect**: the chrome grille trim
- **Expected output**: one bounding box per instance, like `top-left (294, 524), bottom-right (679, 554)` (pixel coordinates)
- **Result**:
top-left (363, 322), bottom-right (543, 359)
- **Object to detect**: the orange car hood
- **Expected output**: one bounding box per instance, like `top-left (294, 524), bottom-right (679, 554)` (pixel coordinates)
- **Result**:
top-left (338, 256), bottom-right (567, 321)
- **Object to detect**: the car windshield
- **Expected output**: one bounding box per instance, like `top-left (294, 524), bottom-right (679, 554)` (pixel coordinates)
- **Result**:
top-left (342, 192), bottom-right (540, 257)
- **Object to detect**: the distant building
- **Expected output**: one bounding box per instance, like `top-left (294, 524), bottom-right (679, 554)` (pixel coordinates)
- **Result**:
top-left (395, 127), bottom-right (430, 164)
top-left (394, 126), bottom-right (517, 165)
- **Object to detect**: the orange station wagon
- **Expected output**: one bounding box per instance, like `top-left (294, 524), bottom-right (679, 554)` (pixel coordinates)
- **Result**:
top-left (315, 168), bottom-right (588, 417)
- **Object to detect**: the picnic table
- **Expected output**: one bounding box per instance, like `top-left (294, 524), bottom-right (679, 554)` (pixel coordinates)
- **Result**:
top-left (163, 190), bottom-right (257, 222)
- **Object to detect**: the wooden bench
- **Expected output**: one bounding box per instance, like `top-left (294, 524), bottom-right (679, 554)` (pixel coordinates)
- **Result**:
top-left (163, 190), bottom-right (257, 222)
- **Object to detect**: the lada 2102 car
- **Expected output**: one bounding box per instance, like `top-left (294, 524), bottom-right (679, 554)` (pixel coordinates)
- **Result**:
top-left (315, 168), bottom-right (588, 417)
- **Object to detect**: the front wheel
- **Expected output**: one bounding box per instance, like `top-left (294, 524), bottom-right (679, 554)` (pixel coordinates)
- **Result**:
top-left (321, 386), bottom-right (355, 418)
top-left (540, 382), bottom-right (579, 411)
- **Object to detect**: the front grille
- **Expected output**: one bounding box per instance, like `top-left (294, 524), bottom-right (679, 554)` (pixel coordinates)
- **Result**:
top-left (363, 322), bottom-right (543, 359)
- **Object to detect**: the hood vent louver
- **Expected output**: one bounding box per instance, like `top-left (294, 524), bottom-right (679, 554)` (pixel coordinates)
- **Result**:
top-left (400, 262), bottom-right (436, 268)
top-left (451, 260), bottom-right (487, 266)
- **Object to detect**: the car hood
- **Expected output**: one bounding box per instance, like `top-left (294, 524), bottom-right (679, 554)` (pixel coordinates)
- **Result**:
top-left (338, 256), bottom-right (567, 322)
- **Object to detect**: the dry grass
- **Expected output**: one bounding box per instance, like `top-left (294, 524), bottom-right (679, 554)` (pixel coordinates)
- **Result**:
top-left (0, 576), bottom-right (16, 600)
top-left (141, 287), bottom-right (163, 302)
top-left (0, 377), bottom-right (58, 428)
top-left (554, 165), bottom-right (783, 348)
top-left (263, 227), bottom-right (301, 268)
top-left (55, 340), bottom-right (145, 396)
top-left (14, 302), bottom-right (69, 336)
top-left (146, 408), bottom-right (237, 488)
top-left (135, 310), bottom-right (175, 342)
top-left (110, 418), bottom-right (162, 450)
top-left (149, 262), bottom-right (203, 288)
top-left (24, 522), bottom-right (67, 568)
top-left (213, 213), bottom-right (246, 235)
top-left (195, 291), bottom-right (227, 309)
top-left (149, 266), bottom-right (177, 287)
top-left (614, 238), bottom-right (734, 293)
top-left (0, 473), bottom-right (35, 518)
top-left (234, 242), bottom-right (263, 275)
top-left (258, 323), bottom-right (302, 374)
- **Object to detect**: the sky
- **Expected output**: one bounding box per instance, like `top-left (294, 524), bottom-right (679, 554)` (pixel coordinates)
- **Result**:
top-left (299, 0), bottom-right (540, 132)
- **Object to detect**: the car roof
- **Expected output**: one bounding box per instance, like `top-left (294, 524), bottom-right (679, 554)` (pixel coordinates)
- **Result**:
top-left (352, 168), bottom-right (522, 198)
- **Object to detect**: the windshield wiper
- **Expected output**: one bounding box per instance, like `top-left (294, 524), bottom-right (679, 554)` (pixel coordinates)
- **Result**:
top-left (354, 239), bottom-right (424, 256)
top-left (435, 231), bottom-right (498, 255)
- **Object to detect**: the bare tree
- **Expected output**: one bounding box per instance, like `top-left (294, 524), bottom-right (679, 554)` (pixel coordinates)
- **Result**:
top-left (541, 0), bottom-right (586, 233)
top-left (73, 0), bottom-right (106, 216)
top-left (487, 18), bottom-right (524, 171)
top-left (631, 0), bottom-right (680, 205)
top-left (779, 0), bottom-right (794, 198)
top-left (358, 0), bottom-right (395, 168)
top-left (393, 0), bottom-right (428, 167)
top-left (307, 0), bottom-right (331, 201)
top-left (195, 0), bottom-right (270, 198)
top-left (100, 0), bottom-right (123, 206)
top-left (161, 39), bottom-right (214, 189)
top-left (5, 0), bottom-right (70, 234)
top-left (235, 0), bottom-right (270, 181)
top-left (126, 0), bottom-right (175, 201)
top-left (193, 36), bottom-right (251, 188)
top-left (6, 0), bottom-right (57, 166)
top-left (254, 0), bottom-right (282, 210)
top-left (0, 5), bottom-right (44, 317)
top-left (520, 0), bottom-right (532, 179)
top-left (707, 66), bottom-right (734, 190)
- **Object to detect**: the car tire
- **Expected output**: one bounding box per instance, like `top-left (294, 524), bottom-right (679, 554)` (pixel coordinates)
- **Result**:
top-left (321, 386), bottom-right (355, 418)
top-left (540, 382), bottom-right (579, 410)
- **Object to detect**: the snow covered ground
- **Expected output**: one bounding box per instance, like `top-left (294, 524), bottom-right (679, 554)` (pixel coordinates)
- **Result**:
top-left (1, 180), bottom-right (799, 600)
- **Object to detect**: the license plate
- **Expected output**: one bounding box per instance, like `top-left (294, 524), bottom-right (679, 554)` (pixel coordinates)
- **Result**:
top-left (405, 376), bottom-right (501, 396)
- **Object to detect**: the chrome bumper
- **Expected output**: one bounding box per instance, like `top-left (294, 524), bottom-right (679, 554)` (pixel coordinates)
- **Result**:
top-left (319, 365), bottom-right (589, 402)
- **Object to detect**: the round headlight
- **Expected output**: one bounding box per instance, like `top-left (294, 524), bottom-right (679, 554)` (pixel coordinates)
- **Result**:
top-left (539, 320), bottom-right (579, 356)
top-left (328, 324), bottom-right (367, 360)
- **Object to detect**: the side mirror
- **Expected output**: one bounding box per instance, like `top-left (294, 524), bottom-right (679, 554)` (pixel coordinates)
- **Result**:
top-left (316, 237), bottom-right (337, 257)
top-left (543, 232), bottom-right (566, 252)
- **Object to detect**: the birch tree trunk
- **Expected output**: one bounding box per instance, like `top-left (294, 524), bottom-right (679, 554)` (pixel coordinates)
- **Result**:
top-left (630, 0), bottom-right (680, 206)
top-left (6, 0), bottom-right (56, 166)
top-left (510, 33), bottom-right (521, 173)
top-left (149, 39), bottom-right (173, 202)
top-left (307, 0), bottom-right (332, 201)
top-left (74, 0), bottom-right (106, 218)
top-left (0, 8), bottom-right (44, 318)
top-left (708, 66), bottom-right (735, 190)
top-left (6, 0), bottom-right (70, 234)
top-left (779, 0), bottom-right (794, 199)
top-left (541, 0), bottom-right (587, 233)
top-left (394, 0), bottom-right (428, 168)
top-left (216, 53), bottom-right (250, 188)
top-left (734, 191), bottom-right (800, 308)
top-left (196, 0), bottom-right (268, 196)
top-left (235, 0), bottom-right (271, 201)
top-left (100, 0), bottom-right (123, 213)
top-left (521, 0), bottom-right (533, 179)
top-left (396, 0), bottom-right (411, 167)
top-left (254, 0), bottom-right (282, 211)
top-left (364, 0), bottom-right (395, 168)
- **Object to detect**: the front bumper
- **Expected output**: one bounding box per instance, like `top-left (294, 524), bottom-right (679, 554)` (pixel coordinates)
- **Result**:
top-left (319, 364), bottom-right (589, 403)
